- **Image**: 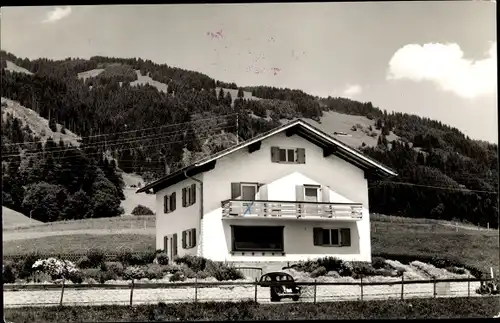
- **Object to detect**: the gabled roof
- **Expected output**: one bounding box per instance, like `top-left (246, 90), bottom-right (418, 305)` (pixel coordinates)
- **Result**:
top-left (136, 119), bottom-right (398, 194)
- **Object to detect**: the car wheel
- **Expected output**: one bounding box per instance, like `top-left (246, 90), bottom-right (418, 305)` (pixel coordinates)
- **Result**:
top-left (292, 296), bottom-right (299, 301)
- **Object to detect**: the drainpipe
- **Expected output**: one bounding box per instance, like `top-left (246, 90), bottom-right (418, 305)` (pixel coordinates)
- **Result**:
top-left (184, 170), bottom-right (204, 257)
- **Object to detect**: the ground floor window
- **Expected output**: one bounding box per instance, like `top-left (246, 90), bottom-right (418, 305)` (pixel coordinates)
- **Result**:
top-left (231, 225), bottom-right (284, 252)
top-left (313, 227), bottom-right (351, 247)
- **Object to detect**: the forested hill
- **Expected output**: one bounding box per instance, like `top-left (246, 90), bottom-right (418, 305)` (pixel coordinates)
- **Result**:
top-left (1, 50), bottom-right (498, 228)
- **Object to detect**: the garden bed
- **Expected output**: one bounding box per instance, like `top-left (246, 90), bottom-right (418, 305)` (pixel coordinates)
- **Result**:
top-left (2, 253), bottom-right (483, 287)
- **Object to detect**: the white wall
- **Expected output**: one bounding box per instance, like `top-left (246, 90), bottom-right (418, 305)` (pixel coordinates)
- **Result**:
top-left (155, 175), bottom-right (203, 257)
top-left (201, 132), bottom-right (371, 262)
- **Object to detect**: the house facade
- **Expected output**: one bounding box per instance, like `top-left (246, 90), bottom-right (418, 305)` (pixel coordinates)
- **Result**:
top-left (137, 119), bottom-right (397, 263)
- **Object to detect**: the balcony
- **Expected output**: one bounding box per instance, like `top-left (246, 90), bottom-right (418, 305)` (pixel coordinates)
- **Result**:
top-left (221, 199), bottom-right (363, 220)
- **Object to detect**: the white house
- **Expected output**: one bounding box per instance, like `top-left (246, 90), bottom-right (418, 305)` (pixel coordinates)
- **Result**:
top-left (136, 119), bottom-right (397, 264)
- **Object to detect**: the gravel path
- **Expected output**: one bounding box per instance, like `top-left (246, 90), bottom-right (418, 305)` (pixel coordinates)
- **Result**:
top-left (3, 281), bottom-right (482, 308)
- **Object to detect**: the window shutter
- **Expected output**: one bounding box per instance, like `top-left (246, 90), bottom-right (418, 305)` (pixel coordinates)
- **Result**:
top-left (231, 182), bottom-right (241, 199)
top-left (191, 183), bottom-right (196, 205)
top-left (340, 228), bottom-right (351, 247)
top-left (297, 148), bottom-right (306, 164)
top-left (321, 185), bottom-right (330, 203)
top-left (182, 231), bottom-right (186, 249)
top-left (295, 185), bottom-right (305, 202)
top-left (171, 192), bottom-right (176, 211)
top-left (258, 184), bottom-right (268, 200)
top-left (313, 228), bottom-right (323, 246)
top-left (173, 233), bottom-right (178, 256)
top-left (182, 188), bottom-right (186, 207)
top-left (191, 228), bottom-right (197, 247)
top-left (271, 146), bottom-right (280, 162)
top-left (163, 236), bottom-right (168, 251)
top-left (164, 195), bottom-right (168, 213)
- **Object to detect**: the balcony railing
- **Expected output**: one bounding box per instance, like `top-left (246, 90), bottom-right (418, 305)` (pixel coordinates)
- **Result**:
top-left (221, 199), bottom-right (363, 220)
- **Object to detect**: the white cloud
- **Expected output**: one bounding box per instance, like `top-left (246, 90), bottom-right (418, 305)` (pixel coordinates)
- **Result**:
top-left (343, 84), bottom-right (362, 97)
top-left (42, 7), bottom-right (72, 23)
top-left (387, 42), bottom-right (497, 99)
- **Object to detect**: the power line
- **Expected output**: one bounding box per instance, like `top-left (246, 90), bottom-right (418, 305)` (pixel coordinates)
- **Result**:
top-left (7, 134), bottom-right (237, 164)
top-left (3, 124), bottom-right (237, 159)
top-left (2, 112), bottom-right (239, 147)
top-left (372, 180), bottom-right (498, 195)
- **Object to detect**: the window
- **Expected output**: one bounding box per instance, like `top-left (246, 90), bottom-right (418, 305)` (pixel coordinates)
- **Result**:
top-left (304, 186), bottom-right (319, 202)
top-left (163, 192), bottom-right (176, 213)
top-left (313, 228), bottom-right (351, 247)
top-left (241, 184), bottom-right (257, 201)
top-left (271, 147), bottom-right (305, 164)
top-left (172, 233), bottom-right (178, 257)
top-left (232, 226), bottom-right (284, 251)
top-left (182, 183), bottom-right (196, 207)
top-left (182, 228), bottom-right (197, 249)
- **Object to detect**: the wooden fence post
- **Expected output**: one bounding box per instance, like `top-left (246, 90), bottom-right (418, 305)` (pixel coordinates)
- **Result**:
top-left (313, 279), bottom-right (317, 304)
top-left (468, 275), bottom-right (471, 297)
top-left (130, 279), bottom-right (135, 306)
top-left (59, 279), bottom-right (65, 306)
top-left (254, 278), bottom-right (258, 303)
top-left (360, 276), bottom-right (363, 301)
top-left (433, 278), bottom-right (437, 298)
top-left (400, 275), bottom-right (404, 300)
top-left (195, 277), bottom-right (198, 302)
top-left (455, 222), bottom-right (458, 232)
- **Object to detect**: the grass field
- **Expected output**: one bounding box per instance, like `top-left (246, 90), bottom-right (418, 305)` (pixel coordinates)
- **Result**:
top-left (2, 206), bottom-right (42, 229)
top-left (2, 234), bottom-right (155, 255)
top-left (4, 297), bottom-right (499, 322)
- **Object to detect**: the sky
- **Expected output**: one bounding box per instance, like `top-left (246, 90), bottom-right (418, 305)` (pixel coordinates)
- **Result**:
top-left (0, 3), bottom-right (497, 142)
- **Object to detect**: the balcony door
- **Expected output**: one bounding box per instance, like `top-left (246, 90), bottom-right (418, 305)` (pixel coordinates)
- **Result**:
top-left (303, 185), bottom-right (320, 215)
top-left (241, 183), bottom-right (257, 215)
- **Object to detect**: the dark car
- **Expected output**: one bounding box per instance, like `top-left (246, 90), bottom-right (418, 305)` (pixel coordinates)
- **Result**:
top-left (258, 272), bottom-right (301, 302)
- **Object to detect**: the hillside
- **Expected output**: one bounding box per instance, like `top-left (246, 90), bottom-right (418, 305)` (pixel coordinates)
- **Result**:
top-left (1, 97), bottom-right (81, 147)
top-left (0, 49), bottom-right (498, 229)
top-left (2, 206), bottom-right (42, 229)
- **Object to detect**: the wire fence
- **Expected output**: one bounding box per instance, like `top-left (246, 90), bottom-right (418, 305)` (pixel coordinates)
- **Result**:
top-left (3, 277), bottom-right (496, 308)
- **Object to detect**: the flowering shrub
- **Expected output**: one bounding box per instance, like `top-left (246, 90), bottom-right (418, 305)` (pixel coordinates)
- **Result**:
top-left (32, 258), bottom-right (79, 280)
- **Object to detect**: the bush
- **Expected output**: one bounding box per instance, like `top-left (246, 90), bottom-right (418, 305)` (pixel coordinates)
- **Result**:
top-left (352, 262), bottom-right (377, 278)
top-left (104, 262), bottom-right (124, 277)
top-left (372, 257), bottom-right (386, 270)
top-left (18, 252), bottom-right (41, 279)
top-left (205, 262), bottom-right (244, 281)
top-left (68, 271), bottom-right (84, 284)
top-left (80, 269), bottom-right (101, 282)
top-left (32, 258), bottom-right (79, 280)
top-left (119, 250), bottom-right (156, 266)
top-left (76, 256), bottom-right (93, 269)
top-left (3, 263), bottom-right (17, 283)
top-left (131, 205), bottom-right (155, 215)
top-left (98, 271), bottom-right (118, 283)
top-left (180, 265), bottom-right (197, 279)
top-left (86, 249), bottom-right (105, 268)
top-left (169, 272), bottom-right (186, 282)
top-left (117, 251), bottom-right (134, 265)
top-left (196, 270), bottom-right (210, 279)
top-left (30, 272), bottom-right (53, 283)
top-left (317, 257), bottom-right (344, 273)
top-left (156, 253), bottom-right (169, 265)
top-left (310, 266), bottom-right (327, 278)
top-left (123, 266), bottom-right (146, 280)
top-left (144, 264), bottom-right (167, 280)
top-left (175, 255), bottom-right (207, 272)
